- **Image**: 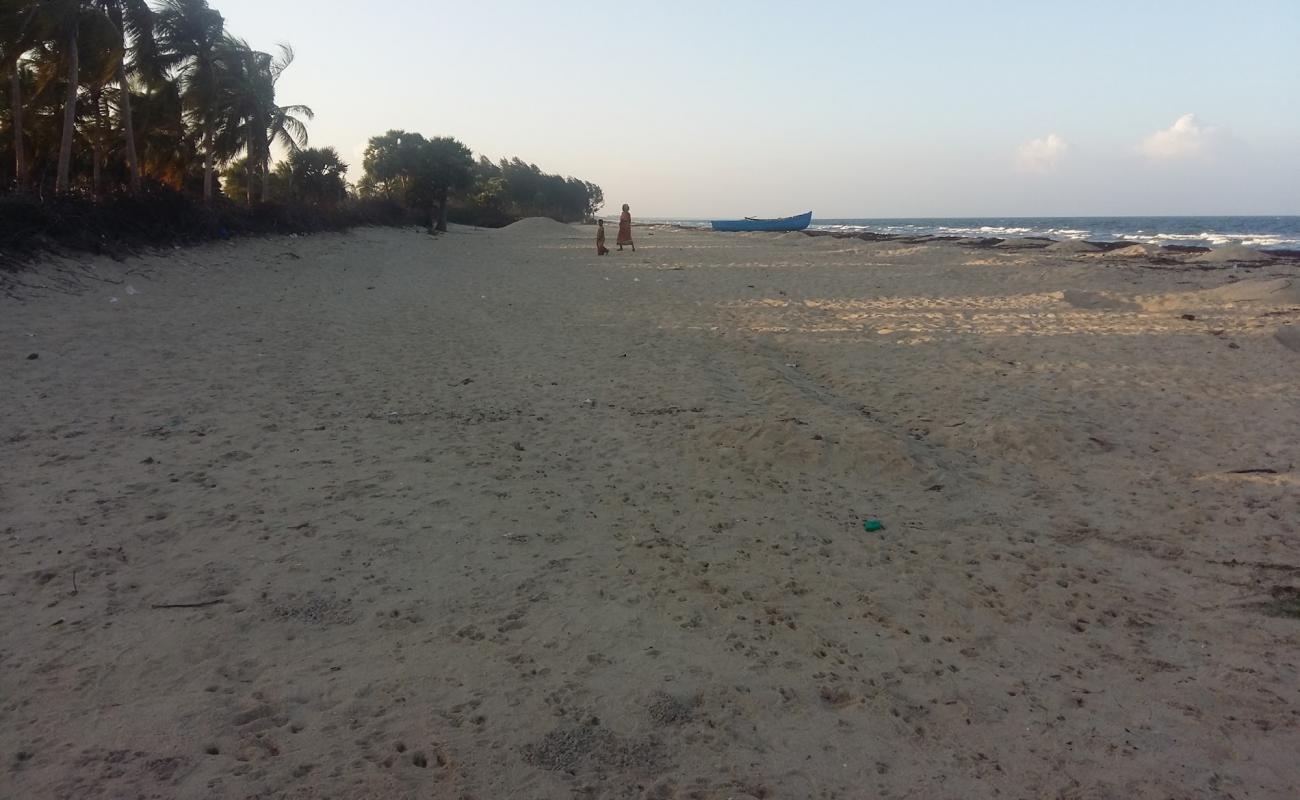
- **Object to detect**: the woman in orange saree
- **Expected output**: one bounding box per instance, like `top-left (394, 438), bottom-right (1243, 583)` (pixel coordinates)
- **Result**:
top-left (617, 204), bottom-right (635, 251)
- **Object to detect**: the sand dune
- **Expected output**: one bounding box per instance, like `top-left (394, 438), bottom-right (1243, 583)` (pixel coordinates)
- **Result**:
top-left (494, 216), bottom-right (586, 239)
top-left (2, 226), bottom-right (1299, 799)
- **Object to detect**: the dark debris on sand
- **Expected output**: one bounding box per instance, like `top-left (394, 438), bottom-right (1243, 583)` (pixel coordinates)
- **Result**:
top-left (522, 725), bottom-right (663, 774)
top-left (646, 692), bottom-right (698, 726)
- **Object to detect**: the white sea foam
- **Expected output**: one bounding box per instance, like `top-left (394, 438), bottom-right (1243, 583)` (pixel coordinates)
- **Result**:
top-left (699, 218), bottom-right (1300, 249)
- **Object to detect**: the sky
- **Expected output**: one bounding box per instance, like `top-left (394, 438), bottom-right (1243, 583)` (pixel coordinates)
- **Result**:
top-left (214, 0), bottom-right (1299, 218)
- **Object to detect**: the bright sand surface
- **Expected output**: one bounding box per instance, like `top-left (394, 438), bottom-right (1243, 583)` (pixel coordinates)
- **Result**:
top-left (3, 222), bottom-right (1299, 798)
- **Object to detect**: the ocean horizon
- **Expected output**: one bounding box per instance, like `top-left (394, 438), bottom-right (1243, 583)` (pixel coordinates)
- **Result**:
top-left (650, 215), bottom-right (1300, 250)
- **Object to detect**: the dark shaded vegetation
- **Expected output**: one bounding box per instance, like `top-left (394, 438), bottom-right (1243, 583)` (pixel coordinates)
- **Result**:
top-left (0, 185), bottom-right (419, 270)
top-left (359, 132), bottom-right (603, 231)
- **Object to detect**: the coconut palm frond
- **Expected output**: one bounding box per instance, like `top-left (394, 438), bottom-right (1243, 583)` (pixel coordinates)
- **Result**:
top-left (270, 42), bottom-right (292, 79)
top-left (271, 109), bottom-right (308, 150)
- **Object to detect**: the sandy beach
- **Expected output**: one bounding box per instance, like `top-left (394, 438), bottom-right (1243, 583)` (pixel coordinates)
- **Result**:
top-left (2, 221), bottom-right (1299, 799)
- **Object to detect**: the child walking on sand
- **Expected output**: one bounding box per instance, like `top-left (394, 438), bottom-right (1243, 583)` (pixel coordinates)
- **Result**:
top-left (596, 220), bottom-right (610, 255)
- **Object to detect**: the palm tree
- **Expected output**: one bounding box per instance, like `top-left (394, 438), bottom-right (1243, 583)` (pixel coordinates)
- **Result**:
top-left (275, 145), bottom-right (346, 205)
top-left (425, 136), bottom-right (474, 232)
top-left (262, 98), bottom-right (311, 200)
top-left (131, 73), bottom-right (193, 188)
top-left (0, 2), bottom-right (33, 190)
top-left (13, 39), bottom-right (65, 187)
top-left (154, 0), bottom-right (224, 203)
top-left (211, 37), bottom-right (261, 202)
top-left (12, 0), bottom-right (85, 192)
top-left (71, 13), bottom-right (121, 196)
top-left (256, 44), bottom-right (309, 201)
top-left (217, 38), bottom-right (310, 203)
top-left (5, 59), bottom-right (30, 190)
top-left (46, 0), bottom-right (84, 193)
top-left (93, 0), bottom-right (155, 194)
top-left (12, 1), bottom-right (121, 193)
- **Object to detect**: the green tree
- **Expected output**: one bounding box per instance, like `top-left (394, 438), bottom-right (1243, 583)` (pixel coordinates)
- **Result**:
top-left (92, 0), bottom-right (154, 194)
top-left (424, 135), bottom-right (472, 232)
top-left (1, 0), bottom-right (36, 190)
top-left (131, 72), bottom-right (194, 189)
top-left (154, 0), bottom-right (224, 203)
top-left (359, 129), bottom-right (423, 202)
top-left (216, 38), bottom-right (309, 203)
top-left (583, 180), bottom-right (604, 219)
top-left (461, 154), bottom-right (602, 223)
top-left (12, 1), bottom-right (121, 193)
top-left (73, 11), bottom-right (125, 196)
top-left (7, 0), bottom-right (90, 192)
top-left (361, 131), bottom-right (474, 232)
top-left (219, 152), bottom-right (253, 199)
top-left (274, 145), bottom-right (346, 205)
top-left (48, 0), bottom-right (82, 192)
top-left (213, 38), bottom-right (264, 203)
top-left (259, 77), bottom-right (310, 198)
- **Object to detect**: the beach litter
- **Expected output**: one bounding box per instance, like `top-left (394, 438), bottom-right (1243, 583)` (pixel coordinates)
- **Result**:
top-left (863, 519), bottom-right (885, 532)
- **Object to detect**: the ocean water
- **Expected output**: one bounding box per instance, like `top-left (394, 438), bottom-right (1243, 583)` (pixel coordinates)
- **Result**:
top-left (661, 216), bottom-right (1300, 250)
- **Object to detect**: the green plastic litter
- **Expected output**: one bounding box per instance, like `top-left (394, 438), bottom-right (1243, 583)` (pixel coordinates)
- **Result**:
top-left (863, 519), bottom-right (884, 532)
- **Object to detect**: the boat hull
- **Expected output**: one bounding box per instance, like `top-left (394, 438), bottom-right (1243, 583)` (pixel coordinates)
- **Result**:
top-left (711, 212), bottom-right (813, 232)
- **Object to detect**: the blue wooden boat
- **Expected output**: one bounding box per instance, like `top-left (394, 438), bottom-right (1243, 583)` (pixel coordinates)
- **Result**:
top-left (711, 212), bottom-right (813, 232)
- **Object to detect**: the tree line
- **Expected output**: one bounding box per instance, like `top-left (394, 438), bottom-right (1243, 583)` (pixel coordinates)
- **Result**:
top-left (358, 131), bottom-right (605, 231)
top-left (0, 0), bottom-right (318, 203)
top-left (1, 0), bottom-right (602, 230)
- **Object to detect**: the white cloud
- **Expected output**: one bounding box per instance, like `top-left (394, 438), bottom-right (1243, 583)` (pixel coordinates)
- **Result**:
top-left (1016, 134), bottom-right (1069, 173)
top-left (1139, 114), bottom-right (1225, 159)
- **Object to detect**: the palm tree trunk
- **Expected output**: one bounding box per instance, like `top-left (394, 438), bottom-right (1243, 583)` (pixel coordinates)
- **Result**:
top-left (259, 122), bottom-right (271, 202)
top-left (92, 92), bottom-right (105, 197)
top-left (56, 23), bottom-right (80, 193)
top-left (202, 53), bottom-right (217, 204)
top-left (10, 63), bottom-right (27, 192)
top-left (244, 118), bottom-right (254, 205)
top-left (203, 119), bottom-right (214, 203)
top-left (261, 147), bottom-right (271, 202)
top-left (436, 187), bottom-right (449, 232)
top-left (117, 60), bottom-right (140, 195)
